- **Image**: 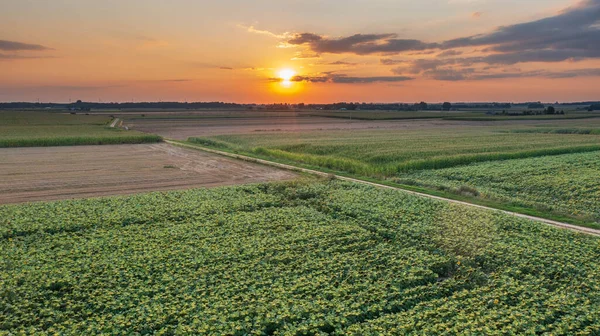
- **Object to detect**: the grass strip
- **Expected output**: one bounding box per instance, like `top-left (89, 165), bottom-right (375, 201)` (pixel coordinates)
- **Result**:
top-left (0, 135), bottom-right (162, 148)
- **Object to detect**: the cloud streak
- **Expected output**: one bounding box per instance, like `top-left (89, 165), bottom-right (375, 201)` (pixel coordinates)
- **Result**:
top-left (238, 24), bottom-right (291, 39)
top-left (418, 67), bottom-right (600, 81)
top-left (0, 40), bottom-right (51, 51)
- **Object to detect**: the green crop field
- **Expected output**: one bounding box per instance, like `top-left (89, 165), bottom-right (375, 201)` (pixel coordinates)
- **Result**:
top-left (0, 111), bottom-right (161, 147)
top-left (398, 151), bottom-right (600, 223)
top-left (188, 120), bottom-right (600, 225)
top-left (1, 180), bottom-right (600, 335)
top-left (190, 128), bottom-right (600, 176)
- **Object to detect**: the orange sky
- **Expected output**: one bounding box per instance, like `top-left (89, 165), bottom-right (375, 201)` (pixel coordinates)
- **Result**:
top-left (1, 0), bottom-right (598, 103)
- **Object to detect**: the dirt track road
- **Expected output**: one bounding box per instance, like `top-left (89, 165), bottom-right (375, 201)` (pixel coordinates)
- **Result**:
top-left (0, 143), bottom-right (296, 204)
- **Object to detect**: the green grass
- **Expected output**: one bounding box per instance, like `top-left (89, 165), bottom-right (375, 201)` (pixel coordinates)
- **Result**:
top-left (2, 180), bottom-right (600, 334)
top-left (0, 111), bottom-right (161, 147)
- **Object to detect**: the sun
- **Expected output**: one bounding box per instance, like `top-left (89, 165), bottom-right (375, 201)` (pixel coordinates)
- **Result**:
top-left (271, 68), bottom-right (303, 93)
top-left (278, 68), bottom-right (296, 81)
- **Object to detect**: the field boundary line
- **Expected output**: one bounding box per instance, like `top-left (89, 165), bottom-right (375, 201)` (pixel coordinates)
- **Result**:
top-left (165, 140), bottom-right (600, 237)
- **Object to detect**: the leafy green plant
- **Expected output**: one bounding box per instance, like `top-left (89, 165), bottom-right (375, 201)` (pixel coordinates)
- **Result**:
top-left (2, 181), bottom-right (600, 334)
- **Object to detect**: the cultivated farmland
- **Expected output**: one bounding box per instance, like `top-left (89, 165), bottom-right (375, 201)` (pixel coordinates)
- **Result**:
top-left (1, 181), bottom-right (599, 335)
top-left (0, 143), bottom-right (296, 204)
top-left (190, 127), bottom-right (600, 175)
top-left (0, 111), bottom-right (160, 147)
top-left (124, 111), bottom-right (600, 140)
top-left (180, 116), bottom-right (600, 225)
top-left (398, 151), bottom-right (600, 223)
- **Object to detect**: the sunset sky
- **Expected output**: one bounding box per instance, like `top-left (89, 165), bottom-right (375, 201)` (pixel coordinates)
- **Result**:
top-left (1, 0), bottom-right (599, 103)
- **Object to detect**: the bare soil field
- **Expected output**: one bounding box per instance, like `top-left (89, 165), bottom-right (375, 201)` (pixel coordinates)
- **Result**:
top-left (125, 116), bottom-right (396, 139)
top-left (0, 143), bottom-right (296, 204)
top-left (125, 115), bottom-right (600, 139)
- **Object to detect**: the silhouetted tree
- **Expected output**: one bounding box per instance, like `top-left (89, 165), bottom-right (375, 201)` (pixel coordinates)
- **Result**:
top-left (528, 102), bottom-right (544, 109)
top-left (546, 106), bottom-right (556, 114)
top-left (442, 102), bottom-right (452, 111)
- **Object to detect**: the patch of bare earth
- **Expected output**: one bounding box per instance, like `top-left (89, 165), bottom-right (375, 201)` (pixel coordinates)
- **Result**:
top-left (125, 116), bottom-right (446, 139)
top-left (0, 143), bottom-right (297, 204)
top-left (125, 115), bottom-right (596, 140)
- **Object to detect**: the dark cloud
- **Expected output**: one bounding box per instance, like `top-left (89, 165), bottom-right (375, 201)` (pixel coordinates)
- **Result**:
top-left (407, 59), bottom-right (447, 74)
top-left (423, 68), bottom-right (472, 81)
top-left (291, 51), bottom-right (321, 60)
top-left (418, 67), bottom-right (600, 81)
top-left (0, 40), bottom-right (51, 51)
top-left (289, 75), bottom-right (329, 83)
top-left (380, 58), bottom-right (404, 65)
top-left (287, 33), bottom-right (437, 55)
top-left (330, 75), bottom-right (414, 83)
top-left (543, 68), bottom-right (600, 78)
top-left (478, 49), bottom-right (591, 64)
top-left (270, 73), bottom-right (414, 84)
top-left (327, 61), bottom-right (358, 66)
top-left (219, 67), bottom-right (234, 70)
top-left (442, 0), bottom-right (600, 49)
top-left (407, 50), bottom-right (437, 56)
top-left (286, 0), bottom-right (600, 65)
top-left (287, 33), bottom-right (323, 45)
top-left (437, 50), bottom-right (463, 58)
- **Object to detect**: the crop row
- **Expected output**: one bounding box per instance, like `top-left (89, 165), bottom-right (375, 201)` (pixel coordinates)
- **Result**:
top-left (398, 151), bottom-right (600, 223)
top-left (189, 128), bottom-right (600, 175)
top-left (2, 181), bottom-right (600, 334)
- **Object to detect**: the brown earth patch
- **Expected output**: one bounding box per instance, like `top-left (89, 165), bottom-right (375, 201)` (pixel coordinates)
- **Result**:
top-left (0, 143), bottom-right (297, 204)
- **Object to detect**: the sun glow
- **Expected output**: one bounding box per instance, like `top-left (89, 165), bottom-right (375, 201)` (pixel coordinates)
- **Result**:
top-left (278, 69), bottom-right (296, 81)
top-left (271, 68), bottom-right (304, 95)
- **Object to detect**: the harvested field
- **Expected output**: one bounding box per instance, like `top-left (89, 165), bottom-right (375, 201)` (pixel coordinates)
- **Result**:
top-left (126, 116), bottom-right (406, 139)
top-left (0, 143), bottom-right (296, 204)
top-left (125, 114), bottom-right (600, 139)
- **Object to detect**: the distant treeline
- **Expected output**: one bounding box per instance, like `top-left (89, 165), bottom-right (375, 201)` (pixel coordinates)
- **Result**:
top-left (280, 102), bottom-right (512, 111)
top-left (0, 101), bottom-right (240, 110)
top-left (588, 104), bottom-right (600, 111)
top-left (1, 101), bottom-right (599, 111)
